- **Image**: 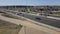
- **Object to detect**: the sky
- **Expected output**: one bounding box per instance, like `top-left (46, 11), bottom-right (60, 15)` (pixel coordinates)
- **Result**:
top-left (0, 0), bottom-right (60, 6)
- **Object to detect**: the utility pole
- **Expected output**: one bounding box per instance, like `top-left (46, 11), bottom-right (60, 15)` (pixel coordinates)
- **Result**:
top-left (40, 8), bottom-right (43, 16)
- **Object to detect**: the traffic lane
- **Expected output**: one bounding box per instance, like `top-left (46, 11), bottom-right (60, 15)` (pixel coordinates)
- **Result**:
top-left (40, 14), bottom-right (60, 18)
top-left (26, 14), bottom-right (60, 28)
top-left (17, 13), bottom-right (60, 28)
top-left (18, 13), bottom-right (60, 28)
top-left (39, 17), bottom-right (60, 28)
top-left (50, 15), bottom-right (60, 18)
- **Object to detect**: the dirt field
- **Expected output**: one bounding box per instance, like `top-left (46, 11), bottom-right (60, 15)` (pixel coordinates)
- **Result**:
top-left (0, 20), bottom-right (22, 34)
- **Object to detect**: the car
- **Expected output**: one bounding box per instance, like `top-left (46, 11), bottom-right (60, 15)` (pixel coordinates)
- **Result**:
top-left (45, 14), bottom-right (50, 16)
top-left (46, 14), bottom-right (50, 16)
top-left (17, 13), bottom-right (22, 15)
top-left (27, 12), bottom-right (30, 13)
top-left (35, 17), bottom-right (41, 20)
top-left (19, 13), bottom-right (22, 14)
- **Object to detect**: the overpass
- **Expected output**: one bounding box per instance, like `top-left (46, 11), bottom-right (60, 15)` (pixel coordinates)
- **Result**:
top-left (0, 12), bottom-right (60, 34)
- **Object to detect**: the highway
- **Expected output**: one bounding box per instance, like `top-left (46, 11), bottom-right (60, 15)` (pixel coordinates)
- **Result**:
top-left (17, 13), bottom-right (60, 28)
top-left (46, 14), bottom-right (60, 18)
top-left (1, 9), bottom-right (60, 28)
top-left (0, 13), bottom-right (60, 34)
top-left (39, 13), bottom-right (60, 18)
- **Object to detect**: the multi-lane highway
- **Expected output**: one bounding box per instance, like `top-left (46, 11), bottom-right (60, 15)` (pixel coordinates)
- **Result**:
top-left (50, 14), bottom-right (60, 18)
top-left (1, 9), bottom-right (60, 28)
top-left (39, 13), bottom-right (60, 18)
top-left (16, 13), bottom-right (60, 28)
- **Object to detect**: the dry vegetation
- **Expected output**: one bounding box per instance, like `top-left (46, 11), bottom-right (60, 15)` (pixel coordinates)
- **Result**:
top-left (0, 20), bottom-right (22, 34)
top-left (53, 12), bottom-right (60, 15)
top-left (2, 13), bottom-right (26, 21)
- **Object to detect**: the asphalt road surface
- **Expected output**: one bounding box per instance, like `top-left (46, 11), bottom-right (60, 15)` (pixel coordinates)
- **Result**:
top-left (40, 14), bottom-right (60, 18)
top-left (17, 13), bottom-right (60, 28)
top-left (50, 15), bottom-right (60, 18)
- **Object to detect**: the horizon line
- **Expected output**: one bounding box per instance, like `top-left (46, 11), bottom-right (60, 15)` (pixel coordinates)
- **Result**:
top-left (0, 4), bottom-right (60, 6)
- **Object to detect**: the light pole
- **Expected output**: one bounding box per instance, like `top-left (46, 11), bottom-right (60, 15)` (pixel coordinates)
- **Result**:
top-left (40, 8), bottom-right (43, 16)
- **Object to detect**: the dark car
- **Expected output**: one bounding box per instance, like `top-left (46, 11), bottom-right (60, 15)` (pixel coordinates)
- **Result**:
top-left (44, 14), bottom-right (50, 16)
top-left (17, 13), bottom-right (22, 15)
top-left (35, 17), bottom-right (41, 20)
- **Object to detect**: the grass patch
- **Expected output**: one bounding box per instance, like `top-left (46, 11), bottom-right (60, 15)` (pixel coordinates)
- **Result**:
top-left (0, 20), bottom-right (22, 34)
